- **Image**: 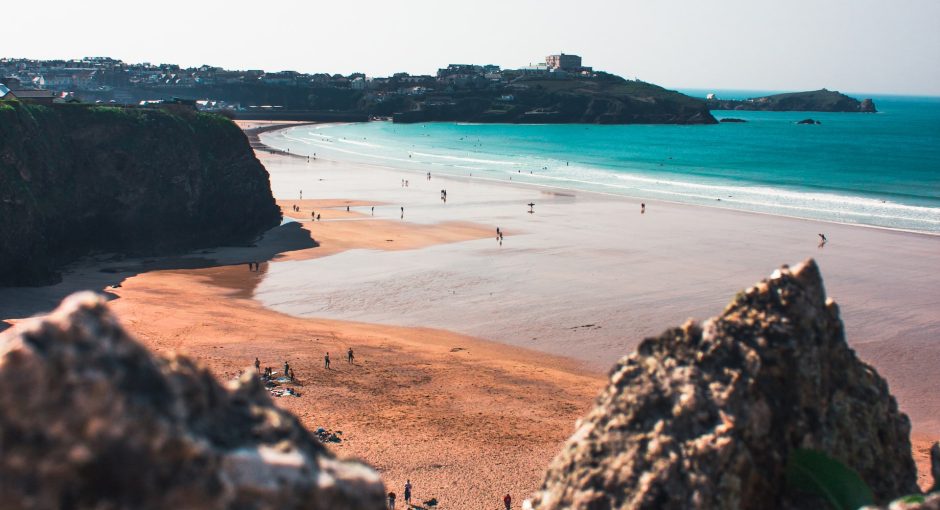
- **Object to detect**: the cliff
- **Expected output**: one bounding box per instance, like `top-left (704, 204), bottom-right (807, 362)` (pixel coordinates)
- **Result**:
top-left (0, 101), bottom-right (281, 286)
top-left (392, 73), bottom-right (717, 125)
top-left (707, 89), bottom-right (877, 112)
top-left (532, 260), bottom-right (920, 509)
top-left (0, 292), bottom-right (385, 509)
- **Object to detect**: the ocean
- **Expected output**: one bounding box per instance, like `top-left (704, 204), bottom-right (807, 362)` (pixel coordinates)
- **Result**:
top-left (260, 94), bottom-right (940, 233)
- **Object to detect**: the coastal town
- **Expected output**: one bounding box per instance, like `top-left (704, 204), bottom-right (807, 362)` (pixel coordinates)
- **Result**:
top-left (0, 53), bottom-right (594, 111)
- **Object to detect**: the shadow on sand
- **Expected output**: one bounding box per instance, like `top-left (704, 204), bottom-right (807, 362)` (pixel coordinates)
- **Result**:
top-left (0, 221), bottom-right (317, 332)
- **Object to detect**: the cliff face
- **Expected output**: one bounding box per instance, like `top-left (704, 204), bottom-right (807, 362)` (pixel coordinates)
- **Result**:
top-left (533, 260), bottom-right (918, 509)
top-left (0, 102), bottom-right (281, 286)
top-left (0, 292), bottom-right (386, 509)
top-left (707, 89), bottom-right (877, 112)
top-left (393, 74), bottom-right (717, 125)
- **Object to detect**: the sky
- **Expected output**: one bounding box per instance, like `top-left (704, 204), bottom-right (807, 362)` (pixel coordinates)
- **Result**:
top-left (5, 0), bottom-right (939, 95)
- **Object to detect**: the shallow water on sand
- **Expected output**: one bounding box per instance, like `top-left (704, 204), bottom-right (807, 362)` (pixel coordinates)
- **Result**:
top-left (262, 95), bottom-right (940, 233)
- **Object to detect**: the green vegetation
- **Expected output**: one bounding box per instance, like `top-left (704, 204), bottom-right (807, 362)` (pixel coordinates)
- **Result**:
top-left (786, 449), bottom-right (874, 509)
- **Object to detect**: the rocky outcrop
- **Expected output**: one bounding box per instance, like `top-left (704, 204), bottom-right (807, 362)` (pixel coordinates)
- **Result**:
top-left (532, 260), bottom-right (918, 509)
top-left (0, 292), bottom-right (385, 509)
top-left (0, 102), bottom-right (281, 286)
top-left (707, 89), bottom-right (876, 113)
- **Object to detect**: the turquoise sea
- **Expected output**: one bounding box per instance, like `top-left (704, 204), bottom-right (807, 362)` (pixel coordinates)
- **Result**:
top-left (262, 93), bottom-right (940, 233)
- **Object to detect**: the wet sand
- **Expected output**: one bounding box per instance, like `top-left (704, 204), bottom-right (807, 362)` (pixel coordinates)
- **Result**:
top-left (253, 147), bottom-right (940, 436)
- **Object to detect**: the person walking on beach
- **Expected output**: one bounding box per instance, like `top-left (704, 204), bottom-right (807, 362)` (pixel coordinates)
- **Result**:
top-left (347, 348), bottom-right (354, 364)
top-left (403, 480), bottom-right (412, 506)
top-left (284, 361), bottom-right (290, 377)
top-left (641, 203), bottom-right (646, 214)
top-left (371, 206), bottom-right (374, 216)
top-left (503, 493), bottom-right (512, 510)
top-left (324, 353), bottom-right (331, 370)
top-left (254, 357), bottom-right (261, 373)
top-left (387, 492), bottom-right (396, 510)
top-left (316, 213), bottom-right (321, 221)
top-left (818, 233), bottom-right (827, 243)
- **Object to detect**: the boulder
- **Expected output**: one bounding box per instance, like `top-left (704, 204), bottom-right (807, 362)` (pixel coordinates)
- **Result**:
top-left (0, 292), bottom-right (385, 510)
top-left (532, 260), bottom-right (918, 509)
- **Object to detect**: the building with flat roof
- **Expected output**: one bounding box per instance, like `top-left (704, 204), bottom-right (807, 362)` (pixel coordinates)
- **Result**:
top-left (9, 89), bottom-right (56, 104)
top-left (545, 53), bottom-right (582, 71)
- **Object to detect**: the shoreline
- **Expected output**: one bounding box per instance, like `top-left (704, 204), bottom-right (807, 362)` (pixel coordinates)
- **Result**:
top-left (262, 122), bottom-right (940, 237)
top-left (250, 129), bottom-right (940, 439)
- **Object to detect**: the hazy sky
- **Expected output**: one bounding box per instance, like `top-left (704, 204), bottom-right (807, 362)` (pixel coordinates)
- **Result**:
top-left (6, 0), bottom-right (939, 95)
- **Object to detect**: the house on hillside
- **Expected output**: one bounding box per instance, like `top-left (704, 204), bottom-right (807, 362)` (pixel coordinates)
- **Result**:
top-left (0, 84), bottom-right (15, 100)
top-left (9, 89), bottom-right (56, 104)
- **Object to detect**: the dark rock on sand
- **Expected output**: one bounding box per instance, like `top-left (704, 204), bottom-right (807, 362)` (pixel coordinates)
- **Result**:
top-left (0, 102), bottom-right (282, 286)
top-left (0, 292), bottom-right (385, 510)
top-left (532, 260), bottom-right (918, 509)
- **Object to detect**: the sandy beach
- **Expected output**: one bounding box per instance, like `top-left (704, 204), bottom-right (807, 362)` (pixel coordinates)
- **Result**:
top-left (2, 121), bottom-right (939, 501)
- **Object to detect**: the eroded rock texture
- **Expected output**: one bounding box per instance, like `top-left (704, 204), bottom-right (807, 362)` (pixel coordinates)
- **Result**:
top-left (533, 260), bottom-right (918, 509)
top-left (0, 292), bottom-right (384, 510)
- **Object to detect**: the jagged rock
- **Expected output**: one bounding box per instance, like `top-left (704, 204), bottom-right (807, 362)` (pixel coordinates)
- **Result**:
top-left (0, 292), bottom-right (384, 510)
top-left (532, 260), bottom-right (917, 509)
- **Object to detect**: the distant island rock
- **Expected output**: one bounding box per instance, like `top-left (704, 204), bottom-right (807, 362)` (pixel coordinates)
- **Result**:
top-left (0, 102), bottom-right (281, 286)
top-left (706, 89), bottom-right (876, 113)
top-left (719, 117), bottom-right (748, 123)
top-left (797, 118), bottom-right (822, 125)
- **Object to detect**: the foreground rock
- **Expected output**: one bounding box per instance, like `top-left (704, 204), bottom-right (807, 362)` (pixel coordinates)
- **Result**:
top-left (0, 292), bottom-right (384, 510)
top-left (532, 260), bottom-right (918, 509)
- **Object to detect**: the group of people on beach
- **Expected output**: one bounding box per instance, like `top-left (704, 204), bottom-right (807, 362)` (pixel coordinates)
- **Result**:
top-left (254, 357), bottom-right (295, 381)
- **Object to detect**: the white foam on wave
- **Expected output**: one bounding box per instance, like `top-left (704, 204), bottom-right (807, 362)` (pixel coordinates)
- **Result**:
top-left (268, 125), bottom-right (940, 232)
